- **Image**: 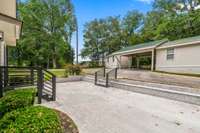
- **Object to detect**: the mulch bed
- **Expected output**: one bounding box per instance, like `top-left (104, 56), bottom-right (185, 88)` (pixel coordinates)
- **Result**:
top-left (55, 110), bottom-right (79, 133)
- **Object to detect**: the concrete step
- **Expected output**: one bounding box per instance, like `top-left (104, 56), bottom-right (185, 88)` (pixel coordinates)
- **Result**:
top-left (83, 75), bottom-right (200, 105)
top-left (83, 75), bottom-right (107, 87)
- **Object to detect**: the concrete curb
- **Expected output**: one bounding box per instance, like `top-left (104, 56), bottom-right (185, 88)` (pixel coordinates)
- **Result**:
top-left (57, 76), bottom-right (83, 83)
top-left (83, 76), bottom-right (200, 106)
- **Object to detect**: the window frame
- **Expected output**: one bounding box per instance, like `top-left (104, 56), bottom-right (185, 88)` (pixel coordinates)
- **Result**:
top-left (166, 48), bottom-right (175, 60)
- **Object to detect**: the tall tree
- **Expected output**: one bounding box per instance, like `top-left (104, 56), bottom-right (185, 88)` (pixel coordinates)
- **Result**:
top-left (121, 10), bottom-right (144, 46)
top-left (81, 17), bottom-right (122, 61)
top-left (14, 0), bottom-right (76, 68)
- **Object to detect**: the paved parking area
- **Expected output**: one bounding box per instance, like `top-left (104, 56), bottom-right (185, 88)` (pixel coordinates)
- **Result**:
top-left (118, 69), bottom-right (200, 89)
top-left (43, 81), bottom-right (200, 133)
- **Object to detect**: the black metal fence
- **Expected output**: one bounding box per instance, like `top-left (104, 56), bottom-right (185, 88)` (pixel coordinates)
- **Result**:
top-left (105, 68), bottom-right (117, 87)
top-left (95, 67), bottom-right (106, 86)
top-left (0, 66), bottom-right (56, 104)
top-left (94, 67), bottom-right (117, 87)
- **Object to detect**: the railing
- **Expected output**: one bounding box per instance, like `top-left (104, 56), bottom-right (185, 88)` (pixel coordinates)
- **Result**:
top-left (0, 66), bottom-right (56, 104)
top-left (105, 68), bottom-right (118, 87)
top-left (94, 67), bottom-right (106, 86)
top-left (94, 67), bottom-right (117, 87)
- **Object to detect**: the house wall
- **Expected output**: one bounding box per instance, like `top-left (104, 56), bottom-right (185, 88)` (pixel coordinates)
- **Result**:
top-left (0, 0), bottom-right (16, 18)
top-left (105, 55), bottom-right (129, 68)
top-left (156, 44), bottom-right (200, 74)
top-left (0, 0), bottom-right (18, 46)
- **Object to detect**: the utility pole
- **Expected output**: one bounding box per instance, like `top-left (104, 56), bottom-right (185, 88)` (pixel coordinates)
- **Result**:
top-left (76, 20), bottom-right (79, 64)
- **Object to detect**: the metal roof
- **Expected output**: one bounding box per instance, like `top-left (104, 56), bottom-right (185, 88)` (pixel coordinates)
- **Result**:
top-left (158, 35), bottom-right (200, 49)
top-left (113, 39), bottom-right (167, 55)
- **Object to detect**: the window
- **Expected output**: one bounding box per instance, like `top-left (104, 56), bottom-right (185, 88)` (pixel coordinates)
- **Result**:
top-left (112, 56), bottom-right (115, 62)
top-left (167, 48), bottom-right (174, 60)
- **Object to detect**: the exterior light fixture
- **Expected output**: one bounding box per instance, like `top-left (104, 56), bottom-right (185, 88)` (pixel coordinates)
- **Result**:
top-left (0, 31), bottom-right (4, 41)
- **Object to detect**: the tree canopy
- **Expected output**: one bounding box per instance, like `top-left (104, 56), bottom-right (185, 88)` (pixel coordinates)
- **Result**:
top-left (81, 0), bottom-right (200, 61)
top-left (10, 0), bottom-right (76, 68)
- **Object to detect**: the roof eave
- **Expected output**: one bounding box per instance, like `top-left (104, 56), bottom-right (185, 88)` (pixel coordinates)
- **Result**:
top-left (0, 12), bottom-right (22, 39)
top-left (157, 40), bottom-right (200, 50)
top-left (112, 39), bottom-right (168, 56)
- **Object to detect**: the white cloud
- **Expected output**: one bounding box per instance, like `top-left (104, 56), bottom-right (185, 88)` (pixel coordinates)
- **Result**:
top-left (136, 0), bottom-right (154, 4)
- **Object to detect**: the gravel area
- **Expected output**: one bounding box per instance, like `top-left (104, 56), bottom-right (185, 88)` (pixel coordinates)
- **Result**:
top-left (43, 81), bottom-right (200, 133)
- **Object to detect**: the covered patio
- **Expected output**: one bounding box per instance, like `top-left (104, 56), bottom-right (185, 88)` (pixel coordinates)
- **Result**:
top-left (119, 50), bottom-right (155, 71)
top-left (106, 39), bottom-right (168, 71)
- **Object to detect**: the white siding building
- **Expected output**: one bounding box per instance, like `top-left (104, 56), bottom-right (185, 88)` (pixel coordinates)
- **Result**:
top-left (156, 37), bottom-right (200, 74)
top-left (105, 36), bottom-right (200, 74)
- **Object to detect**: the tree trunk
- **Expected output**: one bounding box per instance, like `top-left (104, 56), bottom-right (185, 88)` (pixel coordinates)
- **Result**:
top-left (52, 53), bottom-right (57, 69)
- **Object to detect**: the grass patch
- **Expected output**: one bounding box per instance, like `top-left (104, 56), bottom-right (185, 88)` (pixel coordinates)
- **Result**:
top-left (82, 68), bottom-right (102, 75)
top-left (0, 106), bottom-right (62, 132)
top-left (0, 88), bottom-right (36, 118)
top-left (48, 69), bottom-right (66, 78)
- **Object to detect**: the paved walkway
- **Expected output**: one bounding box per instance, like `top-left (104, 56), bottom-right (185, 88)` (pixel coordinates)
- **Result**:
top-left (43, 82), bottom-right (200, 133)
top-left (118, 69), bottom-right (200, 89)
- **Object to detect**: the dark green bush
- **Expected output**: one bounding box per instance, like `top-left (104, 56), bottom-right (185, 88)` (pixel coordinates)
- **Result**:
top-left (88, 61), bottom-right (100, 68)
top-left (0, 106), bottom-right (62, 132)
top-left (0, 88), bottom-right (36, 118)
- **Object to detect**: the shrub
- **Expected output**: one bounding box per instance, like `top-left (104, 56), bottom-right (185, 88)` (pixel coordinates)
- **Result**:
top-left (0, 88), bottom-right (36, 118)
top-left (88, 61), bottom-right (102, 68)
top-left (0, 106), bottom-right (62, 132)
top-left (65, 64), bottom-right (82, 76)
top-left (73, 65), bottom-right (82, 75)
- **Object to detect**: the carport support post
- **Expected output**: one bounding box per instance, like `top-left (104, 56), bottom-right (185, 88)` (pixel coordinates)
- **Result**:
top-left (151, 49), bottom-right (156, 71)
top-left (136, 56), bottom-right (140, 69)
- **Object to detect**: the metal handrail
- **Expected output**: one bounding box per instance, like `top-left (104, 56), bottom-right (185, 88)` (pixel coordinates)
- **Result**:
top-left (105, 68), bottom-right (118, 87)
top-left (0, 66), bottom-right (56, 104)
top-left (94, 67), bottom-right (106, 85)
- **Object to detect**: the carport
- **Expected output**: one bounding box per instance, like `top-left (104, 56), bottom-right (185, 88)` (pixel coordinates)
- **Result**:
top-left (112, 40), bottom-right (168, 71)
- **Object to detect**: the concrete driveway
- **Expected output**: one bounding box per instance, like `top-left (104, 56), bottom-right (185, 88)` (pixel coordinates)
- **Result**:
top-left (43, 81), bottom-right (200, 133)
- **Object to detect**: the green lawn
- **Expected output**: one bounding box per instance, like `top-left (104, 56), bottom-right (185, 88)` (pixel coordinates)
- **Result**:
top-left (48, 68), bottom-right (101, 78)
top-left (82, 68), bottom-right (101, 75)
top-left (48, 69), bottom-right (66, 78)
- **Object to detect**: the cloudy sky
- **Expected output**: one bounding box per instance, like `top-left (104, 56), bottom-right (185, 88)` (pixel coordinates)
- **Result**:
top-left (71, 0), bottom-right (154, 61)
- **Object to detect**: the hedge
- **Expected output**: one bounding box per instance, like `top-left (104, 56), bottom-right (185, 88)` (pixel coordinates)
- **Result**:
top-left (0, 88), bottom-right (36, 118)
top-left (0, 106), bottom-right (62, 132)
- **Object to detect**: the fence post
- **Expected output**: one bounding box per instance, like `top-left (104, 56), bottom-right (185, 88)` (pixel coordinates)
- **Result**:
top-left (4, 67), bottom-right (8, 87)
top-left (103, 67), bottom-right (106, 77)
top-left (95, 72), bottom-right (97, 85)
top-left (0, 68), bottom-right (3, 98)
top-left (115, 68), bottom-right (118, 79)
top-left (52, 75), bottom-right (56, 101)
top-left (106, 73), bottom-right (109, 87)
top-left (37, 67), bottom-right (43, 104)
top-left (30, 68), bottom-right (34, 85)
